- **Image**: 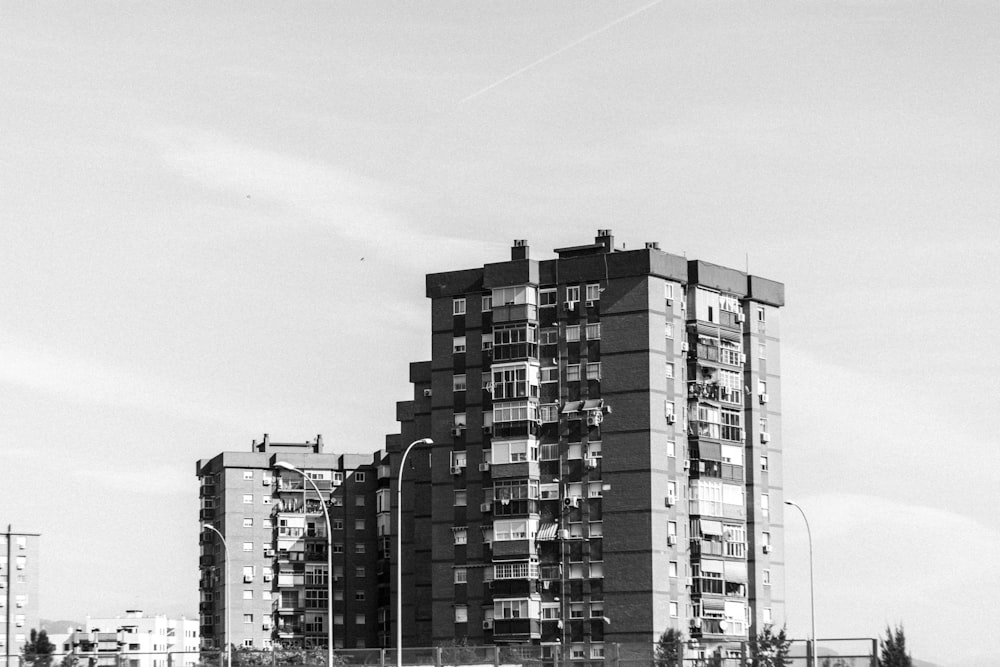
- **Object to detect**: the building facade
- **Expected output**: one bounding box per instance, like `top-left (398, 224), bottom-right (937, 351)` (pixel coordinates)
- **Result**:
top-left (388, 231), bottom-right (785, 663)
top-left (196, 436), bottom-right (382, 651)
top-left (1, 526), bottom-right (41, 667)
top-left (59, 611), bottom-right (199, 667)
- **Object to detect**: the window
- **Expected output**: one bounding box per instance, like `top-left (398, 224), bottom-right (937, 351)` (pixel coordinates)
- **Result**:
top-left (763, 569), bottom-right (771, 586)
top-left (757, 307), bottom-right (766, 322)
top-left (763, 607), bottom-right (772, 624)
top-left (762, 532), bottom-right (771, 548)
top-left (669, 561), bottom-right (678, 578)
top-left (243, 590), bottom-right (253, 600)
top-left (333, 519), bottom-right (344, 530)
top-left (242, 494), bottom-right (253, 504)
top-left (669, 601), bottom-right (679, 618)
top-left (666, 362), bottom-right (674, 379)
top-left (355, 567), bottom-right (365, 578)
top-left (540, 367), bottom-right (558, 384)
top-left (565, 325), bottom-right (580, 342)
top-left (495, 598), bottom-right (531, 619)
top-left (566, 364), bottom-right (581, 382)
top-left (761, 494), bottom-right (769, 516)
top-left (452, 527), bottom-right (467, 545)
top-left (585, 323), bottom-right (601, 339)
top-left (493, 285), bottom-right (536, 306)
top-left (665, 284), bottom-right (674, 300)
top-left (453, 298), bottom-right (466, 315)
top-left (590, 645), bottom-right (605, 660)
top-left (760, 456), bottom-right (769, 471)
top-left (354, 495), bottom-right (365, 507)
top-left (242, 566), bottom-right (254, 582)
top-left (493, 518), bottom-right (533, 541)
top-left (332, 543), bottom-right (344, 554)
top-left (243, 615), bottom-right (253, 624)
top-left (355, 592), bottom-right (365, 601)
top-left (481, 295), bottom-right (492, 311)
top-left (493, 561), bottom-right (539, 579)
top-left (665, 401), bottom-right (675, 420)
top-left (540, 328), bottom-right (558, 345)
top-left (586, 284), bottom-right (601, 301)
top-left (242, 518), bottom-right (253, 528)
top-left (355, 544), bottom-right (365, 554)
top-left (539, 289), bottom-right (557, 307)
top-left (758, 380), bottom-right (767, 395)
top-left (356, 472), bottom-right (366, 482)
top-left (666, 440), bottom-right (676, 457)
top-left (356, 614), bottom-right (366, 625)
top-left (453, 336), bottom-right (466, 353)
top-left (242, 542), bottom-right (253, 552)
top-left (665, 322), bottom-right (674, 338)
top-left (355, 519), bottom-right (365, 530)
top-left (454, 490), bottom-right (467, 507)
top-left (759, 343), bottom-right (766, 359)
top-left (454, 567), bottom-right (467, 584)
top-left (242, 471), bottom-right (253, 481)
top-left (482, 333), bottom-right (493, 350)
top-left (566, 286), bottom-right (580, 303)
top-left (455, 606), bottom-right (468, 624)
top-left (452, 450), bottom-right (467, 468)
top-left (453, 374), bottom-right (466, 392)
top-left (454, 413), bottom-right (467, 428)
top-left (586, 362), bottom-right (601, 380)
top-left (668, 521), bottom-right (677, 538)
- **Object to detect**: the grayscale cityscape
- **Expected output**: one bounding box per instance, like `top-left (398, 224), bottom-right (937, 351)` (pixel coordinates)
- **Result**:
top-left (2, 3), bottom-right (995, 667)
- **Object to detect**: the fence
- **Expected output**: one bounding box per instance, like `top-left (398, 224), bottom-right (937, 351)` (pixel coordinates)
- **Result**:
top-left (7, 639), bottom-right (876, 667)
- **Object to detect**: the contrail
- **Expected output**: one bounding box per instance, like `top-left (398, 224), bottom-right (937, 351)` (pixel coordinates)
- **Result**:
top-left (459, 0), bottom-right (665, 105)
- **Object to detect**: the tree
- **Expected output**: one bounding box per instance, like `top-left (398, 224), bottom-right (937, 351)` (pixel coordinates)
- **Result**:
top-left (878, 624), bottom-right (912, 667)
top-left (747, 624), bottom-right (792, 667)
top-left (654, 628), bottom-right (684, 667)
top-left (23, 629), bottom-right (57, 667)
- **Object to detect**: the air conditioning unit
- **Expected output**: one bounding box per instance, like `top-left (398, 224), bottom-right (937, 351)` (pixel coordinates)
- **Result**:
top-left (760, 432), bottom-right (771, 444)
top-left (563, 496), bottom-right (582, 508)
top-left (263, 573), bottom-right (273, 582)
top-left (666, 298), bottom-right (673, 307)
top-left (763, 544), bottom-right (772, 554)
top-left (682, 460), bottom-right (690, 471)
top-left (739, 353), bottom-right (747, 364)
top-left (667, 535), bottom-right (676, 546)
top-left (587, 411), bottom-right (603, 426)
top-left (586, 300), bottom-right (595, 308)
top-left (565, 301), bottom-right (577, 311)
top-left (759, 393), bottom-right (770, 404)
top-left (685, 577), bottom-right (694, 588)
top-left (681, 341), bottom-right (689, 353)
top-left (479, 462), bottom-right (491, 472)
top-left (423, 389), bottom-right (432, 397)
top-left (666, 413), bottom-right (676, 424)
top-left (482, 425), bottom-right (492, 435)
top-left (483, 620), bottom-right (493, 630)
top-left (585, 457), bottom-right (598, 470)
top-left (450, 465), bottom-right (463, 475)
top-left (664, 494), bottom-right (675, 507)
top-left (736, 312), bottom-right (745, 323)
top-left (480, 502), bottom-right (492, 513)
top-left (559, 529), bottom-right (571, 540)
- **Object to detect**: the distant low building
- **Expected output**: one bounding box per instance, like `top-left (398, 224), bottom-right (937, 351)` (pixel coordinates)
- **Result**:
top-left (60, 611), bottom-right (199, 667)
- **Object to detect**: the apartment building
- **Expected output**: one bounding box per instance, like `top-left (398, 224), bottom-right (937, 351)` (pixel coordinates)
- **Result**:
top-left (388, 231), bottom-right (785, 663)
top-left (1, 526), bottom-right (41, 667)
top-left (195, 435), bottom-right (382, 650)
top-left (60, 610), bottom-right (199, 667)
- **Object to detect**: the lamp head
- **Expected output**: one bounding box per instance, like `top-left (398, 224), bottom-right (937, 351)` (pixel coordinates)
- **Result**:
top-left (273, 461), bottom-right (300, 473)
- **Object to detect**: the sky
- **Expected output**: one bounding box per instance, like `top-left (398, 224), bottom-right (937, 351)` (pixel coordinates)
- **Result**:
top-left (1, 1), bottom-right (997, 665)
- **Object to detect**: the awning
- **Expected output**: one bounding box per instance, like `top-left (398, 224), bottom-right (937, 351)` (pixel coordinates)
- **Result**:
top-left (700, 559), bottom-right (725, 574)
top-left (582, 399), bottom-right (604, 411)
top-left (700, 520), bottom-right (723, 536)
top-left (536, 523), bottom-right (559, 541)
top-left (561, 401), bottom-right (583, 414)
top-left (701, 596), bottom-right (725, 611)
top-left (724, 561), bottom-right (748, 584)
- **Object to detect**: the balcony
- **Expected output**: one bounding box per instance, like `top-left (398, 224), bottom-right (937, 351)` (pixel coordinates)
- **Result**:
top-left (492, 303), bottom-right (537, 324)
top-left (199, 554), bottom-right (216, 567)
top-left (277, 478), bottom-right (333, 492)
top-left (199, 508), bottom-right (215, 520)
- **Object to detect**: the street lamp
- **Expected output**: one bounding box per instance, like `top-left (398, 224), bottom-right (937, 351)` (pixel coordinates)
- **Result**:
top-left (396, 438), bottom-right (433, 667)
top-left (202, 524), bottom-right (231, 667)
top-left (784, 500), bottom-right (816, 667)
top-left (274, 461), bottom-right (334, 667)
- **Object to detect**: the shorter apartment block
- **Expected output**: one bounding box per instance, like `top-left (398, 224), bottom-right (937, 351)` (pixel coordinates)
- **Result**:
top-left (196, 435), bottom-right (384, 650)
top-left (1, 526), bottom-right (41, 667)
top-left (59, 611), bottom-right (199, 667)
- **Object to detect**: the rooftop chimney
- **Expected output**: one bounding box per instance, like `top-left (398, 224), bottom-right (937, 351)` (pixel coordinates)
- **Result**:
top-left (511, 239), bottom-right (529, 261)
top-left (645, 241), bottom-right (660, 250)
top-left (595, 230), bottom-right (614, 253)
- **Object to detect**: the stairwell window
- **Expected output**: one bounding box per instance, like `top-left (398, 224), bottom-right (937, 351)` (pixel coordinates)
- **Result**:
top-left (566, 325), bottom-right (581, 342)
top-left (453, 298), bottom-right (466, 315)
top-left (452, 527), bottom-right (467, 545)
top-left (586, 323), bottom-right (601, 339)
top-left (567, 364), bottom-right (581, 382)
top-left (586, 363), bottom-right (601, 380)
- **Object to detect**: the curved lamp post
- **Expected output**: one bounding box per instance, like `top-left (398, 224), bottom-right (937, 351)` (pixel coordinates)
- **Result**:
top-left (274, 461), bottom-right (334, 667)
top-left (784, 500), bottom-right (816, 667)
top-left (202, 524), bottom-right (231, 667)
top-left (396, 438), bottom-right (433, 667)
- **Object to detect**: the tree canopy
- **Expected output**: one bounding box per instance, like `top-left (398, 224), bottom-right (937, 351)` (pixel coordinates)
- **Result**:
top-left (878, 624), bottom-right (912, 667)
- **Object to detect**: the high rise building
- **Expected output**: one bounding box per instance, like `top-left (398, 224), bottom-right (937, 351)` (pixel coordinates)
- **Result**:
top-left (1, 526), bottom-right (41, 667)
top-left (388, 231), bottom-right (785, 662)
top-left (196, 435), bottom-right (382, 651)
